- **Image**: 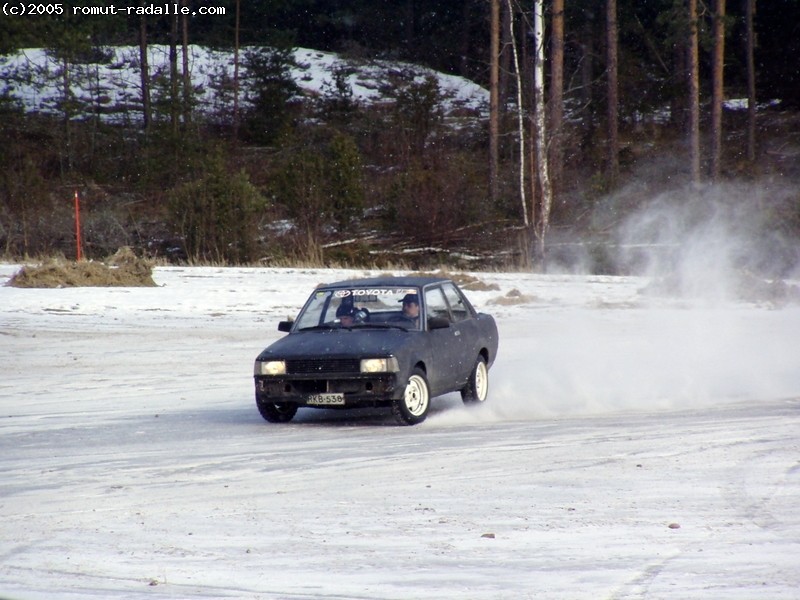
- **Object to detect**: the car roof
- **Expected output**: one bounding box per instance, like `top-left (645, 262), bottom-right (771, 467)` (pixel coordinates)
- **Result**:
top-left (321, 275), bottom-right (451, 289)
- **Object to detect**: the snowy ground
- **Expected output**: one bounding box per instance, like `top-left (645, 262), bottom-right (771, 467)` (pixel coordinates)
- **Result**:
top-left (1, 264), bottom-right (799, 600)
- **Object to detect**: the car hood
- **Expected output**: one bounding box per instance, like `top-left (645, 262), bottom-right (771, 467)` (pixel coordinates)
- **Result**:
top-left (256, 328), bottom-right (415, 360)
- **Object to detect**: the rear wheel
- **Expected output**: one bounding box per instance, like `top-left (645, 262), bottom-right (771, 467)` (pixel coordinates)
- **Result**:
top-left (256, 394), bottom-right (298, 423)
top-left (392, 368), bottom-right (430, 425)
top-left (461, 356), bottom-right (489, 404)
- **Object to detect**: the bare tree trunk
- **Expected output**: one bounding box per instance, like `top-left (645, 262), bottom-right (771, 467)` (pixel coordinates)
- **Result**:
top-left (549, 0), bottom-right (565, 198)
top-left (500, 0), bottom-right (512, 113)
top-left (745, 0), bottom-right (756, 163)
top-left (233, 0), bottom-right (241, 138)
top-left (533, 0), bottom-right (552, 267)
top-left (688, 0), bottom-right (701, 185)
top-left (522, 15), bottom-right (537, 233)
top-left (138, 7), bottom-right (151, 132)
top-left (606, 0), bottom-right (620, 186)
top-left (169, 13), bottom-right (179, 135)
top-left (489, 0), bottom-right (500, 206)
top-left (710, 0), bottom-right (727, 180)
top-left (506, 0), bottom-right (528, 227)
top-left (528, 97), bottom-right (538, 237)
top-left (181, 0), bottom-right (192, 128)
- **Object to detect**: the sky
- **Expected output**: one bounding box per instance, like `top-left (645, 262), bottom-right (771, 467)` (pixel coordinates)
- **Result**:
top-left (1, 263), bottom-right (799, 599)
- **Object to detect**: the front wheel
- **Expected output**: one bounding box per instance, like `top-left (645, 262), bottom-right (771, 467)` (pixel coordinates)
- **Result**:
top-left (461, 356), bottom-right (489, 404)
top-left (256, 394), bottom-right (298, 423)
top-left (393, 368), bottom-right (430, 425)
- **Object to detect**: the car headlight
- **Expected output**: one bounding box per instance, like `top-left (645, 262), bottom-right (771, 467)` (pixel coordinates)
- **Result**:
top-left (255, 360), bottom-right (286, 376)
top-left (360, 357), bottom-right (399, 373)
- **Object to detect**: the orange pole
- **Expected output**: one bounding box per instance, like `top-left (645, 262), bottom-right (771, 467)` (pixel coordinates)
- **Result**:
top-left (74, 190), bottom-right (83, 261)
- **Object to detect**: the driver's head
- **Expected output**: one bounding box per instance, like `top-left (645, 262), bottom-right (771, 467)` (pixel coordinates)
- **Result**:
top-left (336, 303), bottom-right (357, 325)
top-left (400, 294), bottom-right (419, 318)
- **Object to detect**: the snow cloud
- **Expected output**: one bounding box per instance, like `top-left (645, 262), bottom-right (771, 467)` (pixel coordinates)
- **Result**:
top-left (437, 303), bottom-right (800, 428)
top-left (614, 180), bottom-right (800, 298)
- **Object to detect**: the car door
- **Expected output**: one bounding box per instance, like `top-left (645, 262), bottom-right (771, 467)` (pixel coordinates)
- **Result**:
top-left (423, 285), bottom-right (468, 394)
top-left (441, 282), bottom-right (481, 384)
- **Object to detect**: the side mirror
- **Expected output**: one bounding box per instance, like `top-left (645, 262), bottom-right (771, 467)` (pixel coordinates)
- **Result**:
top-left (278, 321), bottom-right (293, 332)
top-left (428, 316), bottom-right (450, 330)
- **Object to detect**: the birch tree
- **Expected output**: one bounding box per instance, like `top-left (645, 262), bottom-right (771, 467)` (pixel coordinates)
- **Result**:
top-left (532, 0), bottom-right (552, 266)
top-left (506, 0), bottom-right (528, 227)
top-left (169, 13), bottom-right (179, 135)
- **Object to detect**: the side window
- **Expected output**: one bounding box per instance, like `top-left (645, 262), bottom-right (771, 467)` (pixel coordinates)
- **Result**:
top-left (424, 287), bottom-right (450, 323)
top-left (296, 290), bottom-right (330, 328)
top-left (443, 283), bottom-right (470, 322)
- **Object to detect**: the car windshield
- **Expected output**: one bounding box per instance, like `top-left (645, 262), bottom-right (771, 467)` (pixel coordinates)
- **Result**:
top-left (295, 286), bottom-right (421, 331)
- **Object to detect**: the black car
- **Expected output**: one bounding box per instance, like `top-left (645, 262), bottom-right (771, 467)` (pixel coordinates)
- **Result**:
top-left (253, 276), bottom-right (499, 425)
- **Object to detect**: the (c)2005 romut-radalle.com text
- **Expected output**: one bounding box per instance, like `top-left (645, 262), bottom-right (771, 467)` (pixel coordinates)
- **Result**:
top-left (2, 2), bottom-right (226, 16)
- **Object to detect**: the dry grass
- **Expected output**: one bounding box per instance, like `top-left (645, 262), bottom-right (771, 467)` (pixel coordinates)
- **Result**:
top-left (7, 247), bottom-right (156, 288)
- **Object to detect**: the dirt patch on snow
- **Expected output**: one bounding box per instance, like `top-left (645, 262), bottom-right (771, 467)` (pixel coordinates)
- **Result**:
top-left (488, 288), bottom-right (536, 306)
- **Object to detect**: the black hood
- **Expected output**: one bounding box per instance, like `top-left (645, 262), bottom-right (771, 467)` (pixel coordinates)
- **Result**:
top-left (257, 328), bottom-right (415, 360)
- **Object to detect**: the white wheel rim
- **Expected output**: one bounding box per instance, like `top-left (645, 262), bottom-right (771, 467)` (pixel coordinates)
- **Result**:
top-left (404, 375), bottom-right (429, 417)
top-left (475, 361), bottom-right (488, 401)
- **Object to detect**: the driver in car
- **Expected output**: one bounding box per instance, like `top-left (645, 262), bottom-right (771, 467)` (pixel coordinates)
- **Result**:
top-left (336, 303), bottom-right (356, 326)
top-left (399, 293), bottom-right (420, 328)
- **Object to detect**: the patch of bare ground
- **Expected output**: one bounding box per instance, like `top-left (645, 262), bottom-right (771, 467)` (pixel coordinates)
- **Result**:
top-left (488, 288), bottom-right (537, 306)
top-left (7, 247), bottom-right (156, 288)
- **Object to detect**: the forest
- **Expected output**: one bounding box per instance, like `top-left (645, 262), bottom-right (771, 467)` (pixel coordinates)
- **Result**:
top-left (1, 0), bottom-right (798, 273)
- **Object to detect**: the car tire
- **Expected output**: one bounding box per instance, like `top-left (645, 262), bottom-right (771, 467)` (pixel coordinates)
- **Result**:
top-left (393, 368), bottom-right (430, 425)
top-left (461, 355), bottom-right (489, 404)
top-left (256, 394), bottom-right (298, 423)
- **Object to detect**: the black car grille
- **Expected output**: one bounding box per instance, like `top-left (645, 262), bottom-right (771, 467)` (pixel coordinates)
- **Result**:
top-left (286, 358), bottom-right (361, 374)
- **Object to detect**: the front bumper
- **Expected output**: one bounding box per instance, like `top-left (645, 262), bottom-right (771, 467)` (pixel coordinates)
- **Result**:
top-left (254, 373), bottom-right (400, 406)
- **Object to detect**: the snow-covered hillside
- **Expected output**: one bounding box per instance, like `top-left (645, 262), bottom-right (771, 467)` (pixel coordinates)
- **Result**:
top-left (2, 264), bottom-right (799, 599)
top-left (1, 46), bottom-right (488, 122)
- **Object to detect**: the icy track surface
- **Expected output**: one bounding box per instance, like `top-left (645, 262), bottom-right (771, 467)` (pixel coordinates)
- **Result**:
top-left (1, 265), bottom-right (799, 600)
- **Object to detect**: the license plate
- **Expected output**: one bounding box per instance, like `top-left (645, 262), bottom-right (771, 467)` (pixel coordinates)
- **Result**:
top-left (306, 393), bottom-right (345, 406)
